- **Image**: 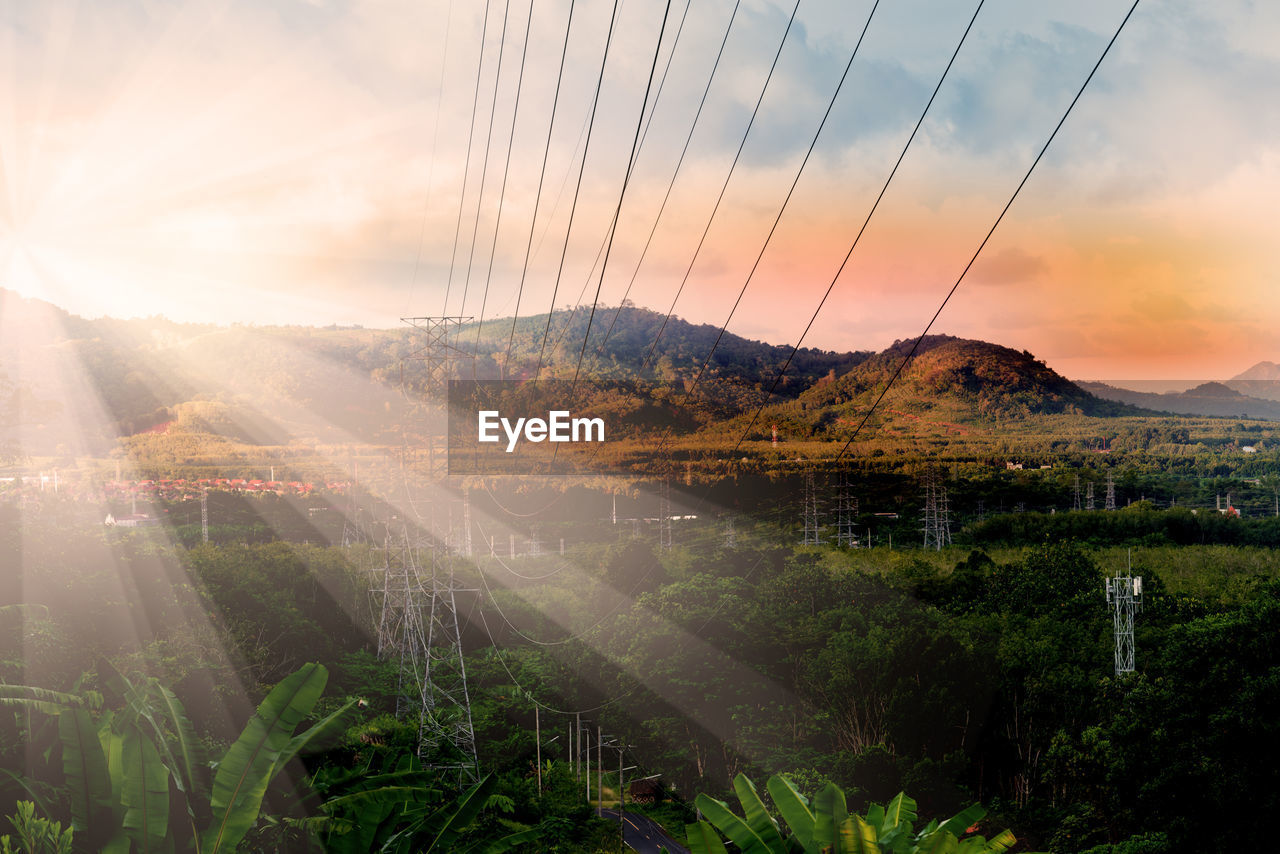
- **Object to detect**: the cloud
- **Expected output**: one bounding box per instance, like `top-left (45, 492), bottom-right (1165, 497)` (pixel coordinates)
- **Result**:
top-left (971, 246), bottom-right (1047, 287)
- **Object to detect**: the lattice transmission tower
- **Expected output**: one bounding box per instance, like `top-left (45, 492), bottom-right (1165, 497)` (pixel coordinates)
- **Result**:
top-left (658, 480), bottom-right (673, 550)
top-left (921, 467), bottom-right (952, 551)
top-left (802, 470), bottom-right (823, 546)
top-left (1086, 481), bottom-right (1095, 511)
top-left (1105, 472), bottom-right (1117, 511)
top-left (370, 316), bottom-right (478, 779)
top-left (1105, 557), bottom-right (1143, 676)
top-left (834, 474), bottom-right (859, 548)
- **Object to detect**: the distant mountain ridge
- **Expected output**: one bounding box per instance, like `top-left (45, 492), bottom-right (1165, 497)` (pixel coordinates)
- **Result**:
top-left (1081, 380), bottom-right (1280, 420)
top-left (1232, 361), bottom-right (1280, 381)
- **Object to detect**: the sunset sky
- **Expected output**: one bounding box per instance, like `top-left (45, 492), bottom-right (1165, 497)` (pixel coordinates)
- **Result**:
top-left (2, 0), bottom-right (1278, 381)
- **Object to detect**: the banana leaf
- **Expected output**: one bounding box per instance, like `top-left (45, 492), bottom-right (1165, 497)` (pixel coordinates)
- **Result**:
top-left (121, 726), bottom-right (169, 852)
top-left (694, 793), bottom-right (778, 854)
top-left (686, 820), bottom-right (731, 854)
top-left (766, 775), bottom-right (814, 850)
top-left (58, 708), bottom-right (111, 834)
top-left (201, 661), bottom-right (328, 854)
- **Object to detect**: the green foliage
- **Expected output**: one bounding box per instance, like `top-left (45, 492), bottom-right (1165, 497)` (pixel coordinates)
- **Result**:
top-left (687, 774), bottom-right (1028, 854)
top-left (0, 802), bottom-right (74, 854)
top-left (0, 663), bottom-right (352, 853)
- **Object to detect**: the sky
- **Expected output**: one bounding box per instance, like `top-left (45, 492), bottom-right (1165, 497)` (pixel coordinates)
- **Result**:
top-left (1, 0), bottom-right (1278, 380)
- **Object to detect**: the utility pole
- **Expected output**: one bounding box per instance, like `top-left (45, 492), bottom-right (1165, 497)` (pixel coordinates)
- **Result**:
top-left (583, 725), bottom-right (591, 803)
top-left (1105, 554), bottom-right (1143, 676)
top-left (535, 707), bottom-right (541, 795)
top-left (802, 469), bottom-right (822, 546)
top-left (597, 725), bottom-right (604, 818)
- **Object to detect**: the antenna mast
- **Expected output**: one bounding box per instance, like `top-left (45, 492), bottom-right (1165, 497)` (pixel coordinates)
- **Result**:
top-left (1105, 552), bottom-right (1143, 676)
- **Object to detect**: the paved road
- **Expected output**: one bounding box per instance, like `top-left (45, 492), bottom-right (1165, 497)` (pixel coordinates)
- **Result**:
top-left (600, 808), bottom-right (690, 854)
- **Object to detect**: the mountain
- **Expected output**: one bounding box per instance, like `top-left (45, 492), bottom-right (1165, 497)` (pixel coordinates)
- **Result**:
top-left (1222, 361), bottom-right (1280, 403)
top-left (1080, 380), bottom-right (1280, 420)
top-left (796, 336), bottom-right (1138, 419)
top-left (0, 291), bottom-right (870, 455)
top-left (1232, 361), bottom-right (1280, 381)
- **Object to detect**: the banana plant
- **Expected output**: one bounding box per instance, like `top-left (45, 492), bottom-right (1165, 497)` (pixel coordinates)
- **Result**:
top-left (1, 662), bottom-right (353, 853)
top-left (686, 773), bottom-right (1035, 854)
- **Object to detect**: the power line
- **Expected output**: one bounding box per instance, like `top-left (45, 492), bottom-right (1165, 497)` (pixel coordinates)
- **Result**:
top-left (570, 0), bottom-right (674, 386)
top-left (833, 0), bottom-right (1143, 461)
top-left (502, 0), bottom-right (693, 370)
top-left (476, 607), bottom-right (637, 715)
top-left (459, 0), bottom-right (515, 320)
top-left (474, 0), bottom-right (538, 371)
top-left (503, 0), bottom-right (577, 377)
top-left (406, 0), bottom-right (455, 317)
top-left (534, 0), bottom-right (622, 378)
top-left (443, 0), bottom-right (495, 317)
top-left (685, 0), bottom-right (884, 397)
top-left (641, 0), bottom-right (804, 371)
top-left (730, 0), bottom-right (988, 456)
top-left (594, 0), bottom-right (739, 351)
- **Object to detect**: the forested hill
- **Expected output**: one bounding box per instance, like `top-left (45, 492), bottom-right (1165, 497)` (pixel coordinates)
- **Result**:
top-left (465, 304), bottom-right (868, 388)
top-left (792, 335), bottom-right (1142, 420)
top-left (3, 287), bottom-right (1165, 458)
top-left (0, 290), bottom-right (870, 452)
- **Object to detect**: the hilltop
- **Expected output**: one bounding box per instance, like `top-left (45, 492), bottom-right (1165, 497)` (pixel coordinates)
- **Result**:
top-left (795, 335), bottom-right (1138, 419)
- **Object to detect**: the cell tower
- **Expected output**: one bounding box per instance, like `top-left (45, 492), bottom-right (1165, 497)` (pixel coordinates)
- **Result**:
top-left (1105, 472), bottom-right (1117, 511)
top-left (371, 316), bottom-right (478, 779)
top-left (658, 480), bottom-right (673, 550)
top-left (922, 467), bottom-right (951, 551)
top-left (1072, 474), bottom-right (1082, 511)
top-left (1086, 481), bottom-right (1095, 511)
top-left (834, 474), bottom-right (859, 548)
top-left (1105, 557), bottom-right (1143, 676)
top-left (802, 470), bottom-right (823, 546)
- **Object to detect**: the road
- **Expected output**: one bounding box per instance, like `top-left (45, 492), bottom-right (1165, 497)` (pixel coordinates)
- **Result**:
top-left (600, 808), bottom-right (691, 854)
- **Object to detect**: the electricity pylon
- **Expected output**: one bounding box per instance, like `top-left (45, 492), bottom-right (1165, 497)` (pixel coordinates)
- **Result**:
top-left (372, 316), bottom-right (478, 780)
top-left (802, 469), bottom-right (822, 546)
top-left (834, 474), bottom-right (858, 548)
top-left (922, 467), bottom-right (951, 551)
